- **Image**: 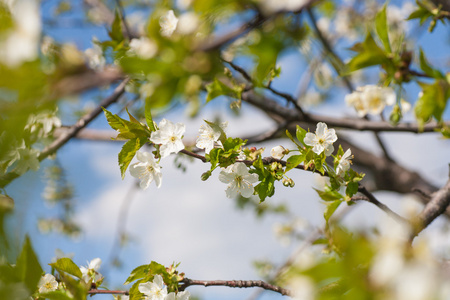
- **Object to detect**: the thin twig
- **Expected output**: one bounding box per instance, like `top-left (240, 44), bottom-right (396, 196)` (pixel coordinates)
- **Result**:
top-left (357, 186), bottom-right (408, 224)
top-left (179, 278), bottom-right (292, 296)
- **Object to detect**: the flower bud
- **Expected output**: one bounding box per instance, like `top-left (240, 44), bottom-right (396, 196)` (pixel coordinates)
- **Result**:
top-left (271, 145), bottom-right (286, 159)
top-left (201, 170), bottom-right (212, 181)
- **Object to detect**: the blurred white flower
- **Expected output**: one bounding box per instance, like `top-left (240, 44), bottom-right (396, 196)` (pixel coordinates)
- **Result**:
top-left (258, 0), bottom-right (308, 15)
top-left (304, 122), bottom-right (337, 156)
top-left (26, 109), bottom-right (62, 137)
top-left (84, 39), bottom-right (105, 70)
top-left (129, 151), bottom-right (162, 189)
top-left (336, 148), bottom-right (352, 176)
top-left (289, 276), bottom-right (316, 300)
top-left (14, 143), bottom-right (40, 175)
top-left (38, 274), bottom-right (58, 293)
top-left (138, 274), bottom-right (168, 300)
top-left (177, 12), bottom-right (199, 35)
top-left (219, 162), bottom-right (258, 198)
top-left (128, 37), bottom-right (158, 59)
top-left (80, 258), bottom-right (103, 284)
top-left (0, 0), bottom-right (41, 67)
top-left (196, 121), bottom-right (227, 154)
top-left (160, 10), bottom-right (178, 37)
top-left (346, 85), bottom-right (396, 116)
top-left (150, 119), bottom-right (185, 158)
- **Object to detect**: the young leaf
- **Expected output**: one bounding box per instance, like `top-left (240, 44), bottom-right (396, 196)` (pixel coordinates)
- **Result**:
top-left (286, 154), bottom-right (305, 172)
top-left (347, 33), bottom-right (389, 72)
top-left (15, 235), bottom-right (43, 293)
top-left (109, 9), bottom-right (124, 43)
top-left (415, 80), bottom-right (449, 128)
top-left (314, 188), bottom-right (344, 202)
top-left (39, 290), bottom-right (74, 300)
top-left (145, 102), bottom-right (156, 132)
top-left (124, 264), bottom-right (151, 285)
top-left (205, 78), bottom-right (241, 102)
top-left (324, 200), bottom-right (342, 223)
top-left (118, 138), bottom-right (146, 179)
top-left (419, 49), bottom-right (444, 79)
top-left (295, 125), bottom-right (307, 146)
top-left (375, 3), bottom-right (391, 53)
top-left (49, 258), bottom-right (83, 279)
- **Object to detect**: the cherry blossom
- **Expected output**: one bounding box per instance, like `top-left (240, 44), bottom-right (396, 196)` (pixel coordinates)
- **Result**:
top-left (346, 85), bottom-right (396, 116)
top-left (196, 122), bottom-right (227, 154)
top-left (128, 37), bottom-right (158, 60)
top-left (138, 274), bottom-right (168, 300)
top-left (160, 10), bottom-right (178, 37)
top-left (219, 162), bottom-right (259, 198)
top-left (336, 148), bottom-right (352, 176)
top-left (38, 274), bottom-right (58, 293)
top-left (166, 291), bottom-right (190, 300)
top-left (304, 122), bottom-right (337, 156)
top-left (129, 151), bottom-right (162, 189)
top-left (80, 258), bottom-right (103, 284)
top-left (150, 119), bottom-right (185, 158)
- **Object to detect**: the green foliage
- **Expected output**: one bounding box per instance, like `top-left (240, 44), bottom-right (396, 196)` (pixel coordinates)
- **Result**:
top-left (50, 258), bottom-right (82, 279)
top-left (324, 200), bottom-right (342, 223)
top-left (16, 235), bottom-right (43, 294)
top-left (118, 138), bottom-right (146, 179)
top-left (205, 78), bottom-right (243, 102)
top-left (285, 154), bottom-right (305, 172)
top-left (407, 0), bottom-right (448, 32)
top-left (415, 80), bottom-right (450, 128)
top-left (346, 32), bottom-right (389, 72)
top-left (109, 10), bottom-right (124, 44)
top-left (102, 108), bottom-right (150, 140)
top-left (375, 3), bottom-right (391, 53)
top-left (419, 49), bottom-right (445, 79)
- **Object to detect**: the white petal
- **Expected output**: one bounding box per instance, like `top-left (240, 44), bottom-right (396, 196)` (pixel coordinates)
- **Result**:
top-left (244, 173), bottom-right (259, 184)
top-left (140, 172), bottom-right (152, 190)
top-left (324, 144), bottom-right (334, 156)
top-left (129, 163), bottom-right (147, 178)
top-left (225, 184), bottom-right (239, 198)
top-left (219, 171), bottom-right (234, 183)
top-left (154, 172), bottom-right (162, 188)
top-left (316, 122), bottom-right (327, 136)
top-left (303, 132), bottom-right (316, 146)
top-left (153, 274), bottom-right (164, 288)
top-left (89, 258), bottom-right (102, 270)
top-left (138, 282), bottom-right (153, 296)
top-left (239, 181), bottom-right (255, 198)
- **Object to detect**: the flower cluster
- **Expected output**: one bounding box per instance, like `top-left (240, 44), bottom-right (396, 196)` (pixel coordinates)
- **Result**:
top-left (345, 85), bottom-right (396, 117)
top-left (130, 119), bottom-right (185, 190)
top-left (138, 275), bottom-right (190, 300)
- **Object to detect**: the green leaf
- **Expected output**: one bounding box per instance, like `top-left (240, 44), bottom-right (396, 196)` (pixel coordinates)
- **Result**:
top-left (118, 138), bottom-right (145, 179)
top-left (144, 102), bottom-right (156, 132)
top-left (103, 108), bottom-right (150, 140)
top-left (15, 235), bottom-right (43, 293)
top-left (205, 78), bottom-right (242, 102)
top-left (415, 80), bottom-right (449, 128)
top-left (324, 200), bottom-right (342, 223)
top-left (314, 187), bottom-right (344, 202)
top-left (109, 9), bottom-right (124, 43)
top-left (295, 125), bottom-right (307, 146)
top-left (285, 130), bottom-right (301, 148)
top-left (124, 264), bottom-right (151, 285)
top-left (375, 3), bottom-right (391, 53)
top-left (285, 154), bottom-right (305, 172)
top-left (49, 258), bottom-right (82, 279)
top-left (39, 291), bottom-right (74, 300)
top-left (347, 33), bottom-right (389, 72)
top-left (346, 182), bottom-right (359, 197)
top-left (254, 174), bottom-right (275, 202)
top-left (207, 148), bottom-right (223, 170)
top-left (419, 49), bottom-right (444, 79)
top-left (58, 272), bottom-right (88, 300)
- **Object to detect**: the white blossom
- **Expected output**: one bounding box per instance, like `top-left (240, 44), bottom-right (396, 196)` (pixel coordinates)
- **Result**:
top-left (196, 122), bottom-right (227, 154)
top-left (160, 10), bottom-right (179, 37)
top-left (270, 145), bottom-right (286, 159)
top-left (346, 85), bottom-right (396, 116)
top-left (80, 258), bottom-right (103, 284)
top-left (129, 151), bottom-right (162, 189)
top-left (14, 144), bottom-right (40, 175)
top-left (304, 122), bottom-right (337, 156)
top-left (177, 12), bottom-right (199, 35)
top-left (38, 274), bottom-right (58, 293)
top-left (150, 119), bottom-right (185, 158)
top-left (0, 0), bottom-right (41, 67)
top-left (336, 148), bottom-right (352, 176)
top-left (166, 291), bottom-right (190, 300)
top-left (84, 39), bottom-right (105, 70)
top-left (138, 274), bottom-right (168, 300)
top-left (258, 0), bottom-right (308, 15)
top-left (219, 162), bottom-right (259, 198)
top-left (26, 110), bottom-right (62, 137)
top-left (128, 37), bottom-right (158, 60)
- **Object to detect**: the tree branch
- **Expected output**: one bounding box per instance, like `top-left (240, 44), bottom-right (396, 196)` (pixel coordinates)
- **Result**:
top-left (412, 178), bottom-right (450, 238)
top-left (179, 278), bottom-right (292, 296)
